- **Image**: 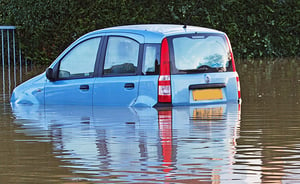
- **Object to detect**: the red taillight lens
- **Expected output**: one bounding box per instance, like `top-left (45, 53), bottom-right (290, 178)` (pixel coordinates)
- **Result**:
top-left (158, 38), bottom-right (172, 103)
top-left (225, 35), bottom-right (236, 72)
top-left (236, 75), bottom-right (241, 99)
top-left (225, 35), bottom-right (241, 100)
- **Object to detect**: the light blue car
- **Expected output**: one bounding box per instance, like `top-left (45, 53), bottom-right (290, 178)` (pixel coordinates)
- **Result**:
top-left (11, 24), bottom-right (241, 107)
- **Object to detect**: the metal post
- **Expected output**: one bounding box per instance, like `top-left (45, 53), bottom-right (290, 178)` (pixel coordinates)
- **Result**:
top-left (7, 30), bottom-right (11, 95)
top-left (13, 29), bottom-right (16, 88)
top-left (19, 43), bottom-right (22, 83)
top-left (1, 29), bottom-right (5, 101)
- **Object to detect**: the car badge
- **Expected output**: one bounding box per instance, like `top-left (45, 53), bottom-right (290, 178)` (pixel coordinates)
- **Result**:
top-left (204, 74), bottom-right (211, 83)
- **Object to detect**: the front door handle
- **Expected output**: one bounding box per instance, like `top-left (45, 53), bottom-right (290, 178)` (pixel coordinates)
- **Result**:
top-left (124, 83), bottom-right (135, 89)
top-left (80, 85), bottom-right (89, 90)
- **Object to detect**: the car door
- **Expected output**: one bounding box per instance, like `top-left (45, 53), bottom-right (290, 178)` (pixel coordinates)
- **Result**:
top-left (93, 34), bottom-right (143, 106)
top-left (45, 37), bottom-right (102, 105)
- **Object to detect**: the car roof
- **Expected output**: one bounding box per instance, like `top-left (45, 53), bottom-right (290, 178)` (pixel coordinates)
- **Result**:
top-left (82, 24), bottom-right (225, 43)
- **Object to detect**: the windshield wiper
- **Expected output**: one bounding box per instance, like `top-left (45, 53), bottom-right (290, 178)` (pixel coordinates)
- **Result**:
top-left (178, 65), bottom-right (214, 73)
top-left (179, 68), bottom-right (208, 73)
top-left (197, 65), bottom-right (212, 70)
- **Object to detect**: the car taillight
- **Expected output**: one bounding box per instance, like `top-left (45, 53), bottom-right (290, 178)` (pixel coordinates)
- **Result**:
top-left (158, 38), bottom-right (172, 103)
top-left (236, 75), bottom-right (241, 100)
top-left (225, 35), bottom-right (241, 100)
top-left (225, 34), bottom-right (236, 72)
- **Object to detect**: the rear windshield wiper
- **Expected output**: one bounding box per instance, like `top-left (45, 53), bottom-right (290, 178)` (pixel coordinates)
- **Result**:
top-left (197, 65), bottom-right (212, 70)
top-left (178, 65), bottom-right (217, 73)
top-left (178, 68), bottom-right (208, 73)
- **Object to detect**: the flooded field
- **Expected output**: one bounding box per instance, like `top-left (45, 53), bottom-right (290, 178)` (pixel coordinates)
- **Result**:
top-left (0, 58), bottom-right (300, 183)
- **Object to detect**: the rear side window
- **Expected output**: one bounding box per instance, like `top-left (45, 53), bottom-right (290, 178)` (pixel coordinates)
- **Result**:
top-left (170, 34), bottom-right (232, 73)
top-left (142, 44), bottom-right (160, 75)
top-left (104, 36), bottom-right (139, 75)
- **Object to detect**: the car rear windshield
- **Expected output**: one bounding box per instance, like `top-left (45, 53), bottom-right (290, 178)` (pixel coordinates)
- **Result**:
top-left (170, 33), bottom-right (233, 73)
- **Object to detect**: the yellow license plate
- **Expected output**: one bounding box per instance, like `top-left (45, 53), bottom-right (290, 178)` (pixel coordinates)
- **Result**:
top-left (192, 89), bottom-right (223, 101)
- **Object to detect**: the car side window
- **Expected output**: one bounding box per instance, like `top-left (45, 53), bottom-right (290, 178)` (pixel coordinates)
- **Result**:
top-left (103, 37), bottom-right (139, 76)
top-left (142, 44), bottom-right (160, 75)
top-left (58, 37), bottom-right (101, 79)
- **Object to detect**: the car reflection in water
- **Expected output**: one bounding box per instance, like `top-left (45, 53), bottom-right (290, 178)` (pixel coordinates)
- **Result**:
top-left (11, 103), bottom-right (241, 183)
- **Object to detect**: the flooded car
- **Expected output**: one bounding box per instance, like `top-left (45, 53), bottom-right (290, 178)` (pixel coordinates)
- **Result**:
top-left (11, 24), bottom-right (241, 106)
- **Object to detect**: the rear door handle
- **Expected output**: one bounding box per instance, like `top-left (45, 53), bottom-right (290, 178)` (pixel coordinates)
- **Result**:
top-left (124, 83), bottom-right (135, 89)
top-left (80, 85), bottom-right (89, 90)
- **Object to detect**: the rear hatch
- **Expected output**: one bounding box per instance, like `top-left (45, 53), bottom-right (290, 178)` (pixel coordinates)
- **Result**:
top-left (168, 33), bottom-right (240, 105)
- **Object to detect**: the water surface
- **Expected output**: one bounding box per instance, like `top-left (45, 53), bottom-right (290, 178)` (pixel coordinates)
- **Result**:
top-left (1, 58), bottom-right (300, 183)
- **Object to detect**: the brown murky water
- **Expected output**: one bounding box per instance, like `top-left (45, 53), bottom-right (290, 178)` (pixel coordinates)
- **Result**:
top-left (0, 58), bottom-right (299, 183)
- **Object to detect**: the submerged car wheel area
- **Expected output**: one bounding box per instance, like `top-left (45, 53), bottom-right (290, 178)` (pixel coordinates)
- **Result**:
top-left (10, 24), bottom-right (241, 107)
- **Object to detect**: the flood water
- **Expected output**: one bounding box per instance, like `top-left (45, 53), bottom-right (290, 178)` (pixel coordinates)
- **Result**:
top-left (0, 58), bottom-right (300, 183)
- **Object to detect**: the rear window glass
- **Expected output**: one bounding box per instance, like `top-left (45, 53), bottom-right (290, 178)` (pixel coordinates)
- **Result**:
top-left (171, 34), bottom-right (232, 73)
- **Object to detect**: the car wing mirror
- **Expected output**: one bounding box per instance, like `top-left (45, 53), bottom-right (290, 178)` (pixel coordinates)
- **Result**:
top-left (46, 68), bottom-right (56, 81)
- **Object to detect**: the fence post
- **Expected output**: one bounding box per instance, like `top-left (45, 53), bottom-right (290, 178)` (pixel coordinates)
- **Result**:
top-left (1, 29), bottom-right (5, 100)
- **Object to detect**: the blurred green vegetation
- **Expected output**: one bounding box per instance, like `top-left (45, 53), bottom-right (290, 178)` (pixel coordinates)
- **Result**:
top-left (0, 0), bottom-right (299, 64)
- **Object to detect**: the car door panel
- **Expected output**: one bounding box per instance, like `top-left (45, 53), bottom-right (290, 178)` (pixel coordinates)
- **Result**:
top-left (93, 76), bottom-right (139, 106)
top-left (45, 78), bottom-right (95, 105)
